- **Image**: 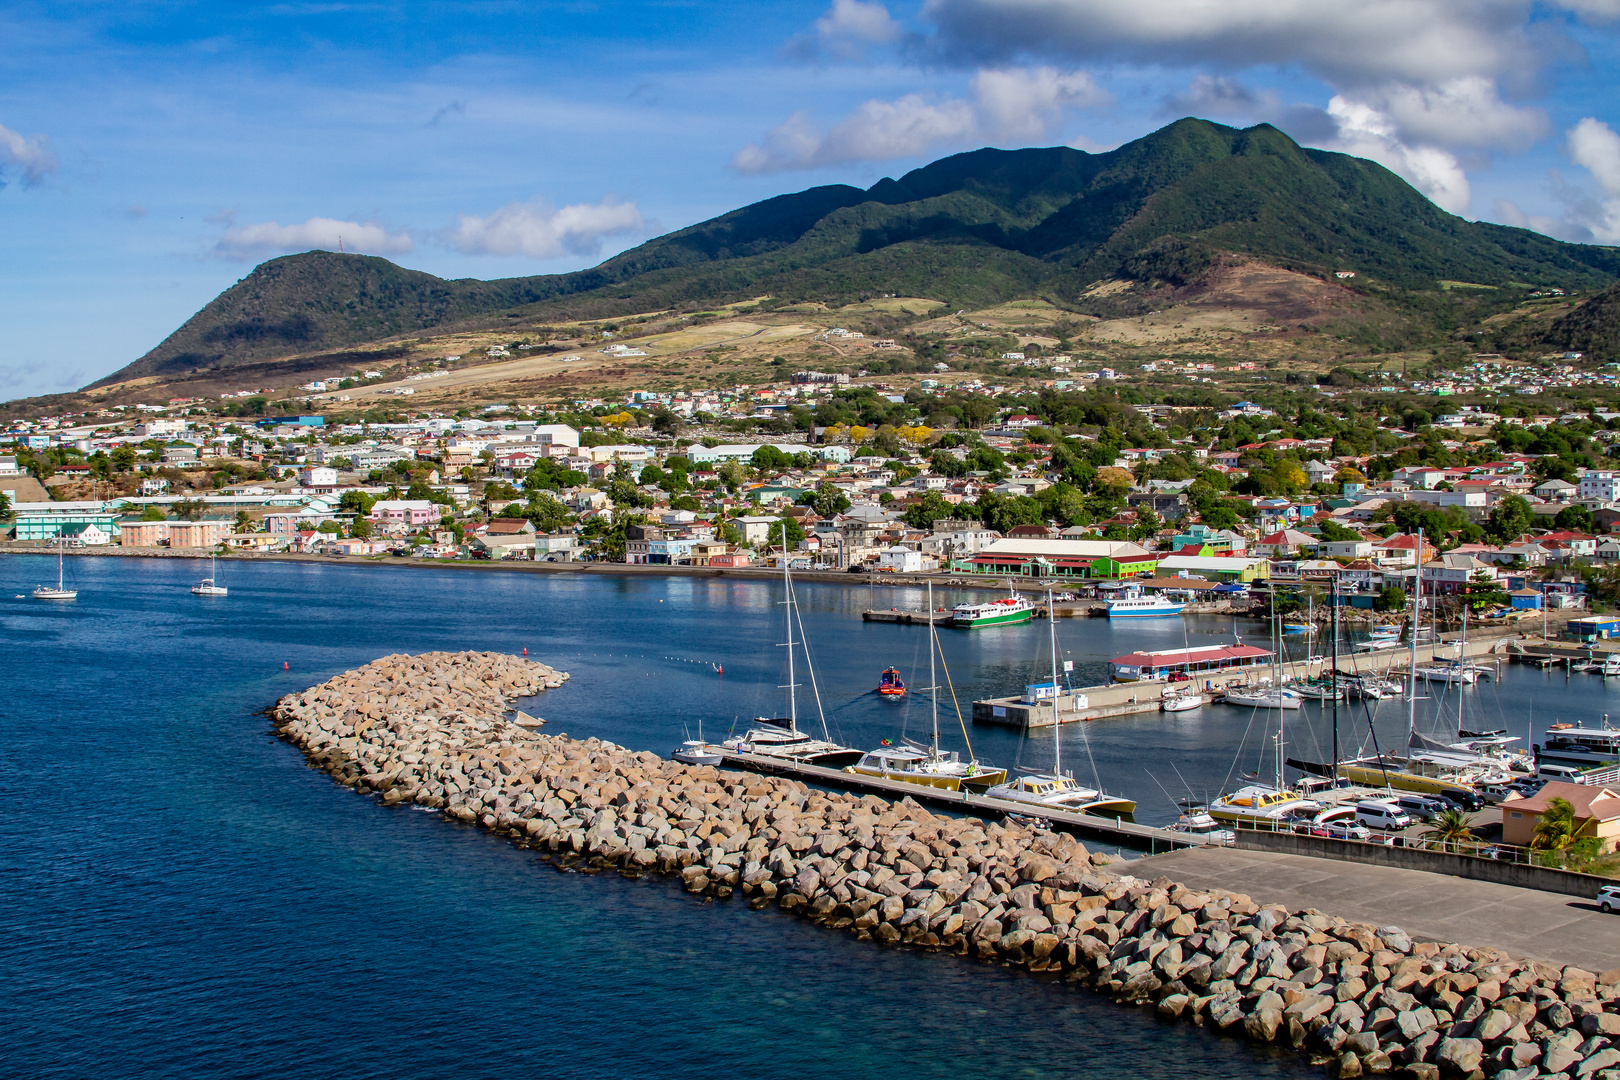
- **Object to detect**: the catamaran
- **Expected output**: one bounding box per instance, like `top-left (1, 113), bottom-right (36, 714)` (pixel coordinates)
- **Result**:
top-left (33, 537), bottom-right (77, 601)
top-left (848, 581), bottom-right (1007, 792)
top-left (982, 587), bottom-right (1137, 817)
top-left (722, 555), bottom-right (863, 768)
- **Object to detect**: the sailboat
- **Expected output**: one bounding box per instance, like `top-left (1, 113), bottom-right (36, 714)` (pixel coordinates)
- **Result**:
top-left (33, 536), bottom-right (77, 600)
top-left (721, 552), bottom-right (863, 768)
top-left (983, 587), bottom-right (1137, 816)
top-left (191, 552), bottom-right (228, 597)
top-left (847, 581), bottom-right (1007, 791)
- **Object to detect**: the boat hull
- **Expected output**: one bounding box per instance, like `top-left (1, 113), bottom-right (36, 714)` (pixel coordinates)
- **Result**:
top-left (847, 765), bottom-right (1007, 792)
top-left (952, 608), bottom-right (1033, 628)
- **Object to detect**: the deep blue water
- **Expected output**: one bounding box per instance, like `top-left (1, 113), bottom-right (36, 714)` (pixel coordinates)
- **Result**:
top-left (5, 555), bottom-right (1610, 1078)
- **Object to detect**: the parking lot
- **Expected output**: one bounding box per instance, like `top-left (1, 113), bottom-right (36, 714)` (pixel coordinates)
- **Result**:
top-left (1128, 846), bottom-right (1620, 972)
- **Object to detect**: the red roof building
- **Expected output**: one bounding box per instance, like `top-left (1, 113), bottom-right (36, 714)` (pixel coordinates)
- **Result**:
top-left (1108, 643), bottom-right (1272, 682)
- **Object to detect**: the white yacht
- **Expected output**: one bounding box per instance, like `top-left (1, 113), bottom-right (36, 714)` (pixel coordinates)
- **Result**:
top-left (1223, 686), bottom-right (1303, 710)
top-left (1168, 807), bottom-right (1235, 844)
top-left (672, 740), bottom-right (722, 767)
top-left (1105, 594), bottom-right (1186, 618)
top-left (1602, 655), bottom-right (1620, 678)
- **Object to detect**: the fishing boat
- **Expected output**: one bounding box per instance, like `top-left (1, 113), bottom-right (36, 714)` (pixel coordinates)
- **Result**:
top-left (982, 586), bottom-right (1137, 817)
top-left (1282, 622), bottom-right (1310, 634)
top-left (850, 581), bottom-right (1006, 792)
top-left (33, 537), bottom-right (77, 601)
top-left (672, 741), bottom-right (722, 766)
top-left (191, 552), bottom-right (228, 597)
top-left (1168, 805), bottom-right (1235, 844)
top-left (722, 555), bottom-right (864, 768)
top-left (877, 667), bottom-right (906, 697)
top-left (1105, 593), bottom-right (1186, 618)
top-left (952, 586), bottom-right (1034, 628)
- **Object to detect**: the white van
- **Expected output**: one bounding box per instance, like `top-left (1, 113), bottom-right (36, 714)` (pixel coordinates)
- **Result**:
top-left (1354, 800), bottom-right (1414, 830)
top-left (1537, 763), bottom-right (1588, 785)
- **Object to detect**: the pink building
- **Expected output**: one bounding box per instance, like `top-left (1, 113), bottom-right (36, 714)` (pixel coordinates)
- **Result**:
top-left (368, 500), bottom-right (438, 527)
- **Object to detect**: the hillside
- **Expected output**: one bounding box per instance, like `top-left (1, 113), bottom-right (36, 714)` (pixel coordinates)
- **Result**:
top-left (86, 117), bottom-right (1620, 395)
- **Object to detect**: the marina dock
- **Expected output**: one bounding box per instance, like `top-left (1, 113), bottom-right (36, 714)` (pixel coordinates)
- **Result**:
top-left (712, 747), bottom-right (1197, 853)
top-left (972, 636), bottom-right (1509, 729)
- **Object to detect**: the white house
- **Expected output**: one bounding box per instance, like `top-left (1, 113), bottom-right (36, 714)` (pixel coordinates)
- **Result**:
top-left (1579, 471), bottom-right (1620, 503)
top-left (877, 546), bottom-right (925, 573)
top-left (298, 466), bottom-right (339, 488)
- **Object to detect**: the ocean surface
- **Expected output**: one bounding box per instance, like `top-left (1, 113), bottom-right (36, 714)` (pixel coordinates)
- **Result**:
top-left (5, 556), bottom-right (1610, 1078)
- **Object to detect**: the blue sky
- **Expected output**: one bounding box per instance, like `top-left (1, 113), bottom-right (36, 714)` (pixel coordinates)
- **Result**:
top-left (4, 0), bottom-right (1620, 401)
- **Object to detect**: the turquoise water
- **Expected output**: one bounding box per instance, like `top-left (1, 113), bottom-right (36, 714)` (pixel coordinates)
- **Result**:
top-left (6, 556), bottom-right (1601, 1076)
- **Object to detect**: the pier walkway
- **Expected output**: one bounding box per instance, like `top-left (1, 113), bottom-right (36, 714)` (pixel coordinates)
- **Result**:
top-left (713, 748), bottom-right (1197, 853)
top-left (1126, 846), bottom-right (1619, 972)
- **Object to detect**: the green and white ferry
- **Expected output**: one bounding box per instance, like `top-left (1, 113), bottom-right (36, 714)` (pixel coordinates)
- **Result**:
top-left (952, 589), bottom-right (1035, 628)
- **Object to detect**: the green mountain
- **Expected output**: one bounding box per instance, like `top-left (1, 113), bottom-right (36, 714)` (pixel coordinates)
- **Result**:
top-left (96, 117), bottom-right (1620, 390)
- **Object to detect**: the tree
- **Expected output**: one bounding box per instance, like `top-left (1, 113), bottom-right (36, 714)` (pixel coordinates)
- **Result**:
top-left (1316, 520), bottom-right (1360, 543)
top-left (902, 491), bottom-right (955, 530)
top-left (139, 505), bottom-right (167, 522)
top-left (350, 516), bottom-right (373, 539)
top-left (1422, 808), bottom-right (1476, 853)
top-left (1374, 585), bottom-right (1407, 613)
top-left (797, 482), bottom-right (851, 518)
top-left (173, 499), bottom-right (206, 521)
top-left (233, 510), bottom-right (256, 533)
top-left (317, 520), bottom-right (341, 534)
top-left (1129, 506), bottom-right (1161, 541)
top-left (1458, 569), bottom-right (1510, 612)
top-left (1530, 797), bottom-right (1578, 865)
top-left (1555, 504), bottom-right (1593, 531)
top-left (338, 490), bottom-right (377, 516)
top-left (1485, 494), bottom-right (1534, 544)
top-left (0, 491), bottom-right (9, 519)
top-left (765, 516), bottom-right (806, 550)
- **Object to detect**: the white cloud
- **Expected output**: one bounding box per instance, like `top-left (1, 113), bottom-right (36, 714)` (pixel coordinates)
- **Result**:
top-left (0, 122), bottom-right (59, 188)
top-left (449, 196), bottom-right (644, 259)
top-left (215, 217), bottom-right (413, 260)
top-left (1569, 117), bottom-right (1620, 197)
top-left (1323, 96), bottom-right (1472, 214)
top-left (1369, 77), bottom-right (1544, 152)
top-left (787, 0), bottom-right (906, 60)
top-left (1523, 118), bottom-right (1620, 243)
top-left (732, 66), bottom-right (1106, 174)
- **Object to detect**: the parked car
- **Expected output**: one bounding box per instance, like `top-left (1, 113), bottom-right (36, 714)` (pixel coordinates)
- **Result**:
top-left (1321, 821), bottom-right (1373, 841)
top-left (1354, 800), bottom-right (1413, 830)
top-left (1393, 794), bottom-right (1449, 822)
top-left (1436, 787), bottom-right (1485, 812)
top-left (1599, 884), bottom-right (1620, 914)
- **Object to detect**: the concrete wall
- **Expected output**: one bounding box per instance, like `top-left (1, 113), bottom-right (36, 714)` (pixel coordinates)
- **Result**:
top-left (1235, 830), bottom-right (1606, 899)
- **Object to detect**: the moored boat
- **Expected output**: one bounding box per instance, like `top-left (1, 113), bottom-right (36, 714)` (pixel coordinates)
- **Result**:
top-left (1208, 784), bottom-right (1320, 827)
top-left (33, 537), bottom-right (77, 601)
top-left (952, 587), bottom-right (1035, 628)
top-left (1105, 594), bottom-right (1186, 618)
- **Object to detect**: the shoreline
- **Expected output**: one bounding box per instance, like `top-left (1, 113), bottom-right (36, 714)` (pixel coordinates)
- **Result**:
top-left (273, 649), bottom-right (1620, 1080)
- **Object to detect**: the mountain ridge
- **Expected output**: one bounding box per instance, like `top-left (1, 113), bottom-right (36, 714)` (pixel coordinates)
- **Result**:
top-left (91, 117), bottom-right (1620, 391)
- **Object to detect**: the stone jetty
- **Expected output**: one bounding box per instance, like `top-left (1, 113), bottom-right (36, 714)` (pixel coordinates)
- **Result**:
top-left (273, 651), bottom-right (1620, 1079)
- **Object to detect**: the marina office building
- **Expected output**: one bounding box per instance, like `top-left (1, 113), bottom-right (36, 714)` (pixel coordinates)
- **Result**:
top-left (1108, 643), bottom-right (1274, 683)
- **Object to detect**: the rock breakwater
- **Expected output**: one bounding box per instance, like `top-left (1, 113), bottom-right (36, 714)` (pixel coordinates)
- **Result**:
top-left (274, 651), bottom-right (1620, 1079)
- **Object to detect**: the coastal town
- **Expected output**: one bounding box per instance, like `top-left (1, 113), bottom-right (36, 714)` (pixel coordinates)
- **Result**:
top-left (6, 355), bottom-right (1620, 616)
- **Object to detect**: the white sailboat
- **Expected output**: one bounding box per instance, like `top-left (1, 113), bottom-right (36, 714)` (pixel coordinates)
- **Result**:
top-left (722, 551), bottom-right (863, 768)
top-left (33, 536), bottom-right (77, 600)
top-left (983, 587), bottom-right (1137, 816)
top-left (191, 552), bottom-right (228, 597)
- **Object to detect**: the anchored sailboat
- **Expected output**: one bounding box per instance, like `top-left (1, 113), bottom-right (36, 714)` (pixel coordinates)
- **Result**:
top-left (33, 536), bottom-right (77, 601)
top-left (191, 552), bottom-right (227, 597)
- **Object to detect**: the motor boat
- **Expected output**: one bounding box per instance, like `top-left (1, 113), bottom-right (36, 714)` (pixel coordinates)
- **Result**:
top-left (1161, 690), bottom-right (1201, 713)
top-left (877, 667), bottom-right (906, 697)
top-left (1222, 687), bottom-right (1303, 710)
top-left (672, 741), bottom-right (722, 766)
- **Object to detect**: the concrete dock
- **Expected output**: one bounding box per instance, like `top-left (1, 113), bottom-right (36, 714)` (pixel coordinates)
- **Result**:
top-left (973, 636), bottom-right (1510, 729)
top-left (712, 747), bottom-right (1198, 853)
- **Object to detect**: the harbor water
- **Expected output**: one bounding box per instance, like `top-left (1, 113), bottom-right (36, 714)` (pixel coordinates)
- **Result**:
top-left (5, 556), bottom-right (1609, 1077)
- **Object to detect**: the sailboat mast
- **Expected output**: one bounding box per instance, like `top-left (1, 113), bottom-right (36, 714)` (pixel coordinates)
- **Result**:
top-left (1331, 572), bottom-right (1339, 786)
top-left (1276, 605), bottom-right (1285, 789)
top-left (783, 545), bottom-right (797, 732)
top-left (1408, 528), bottom-right (1422, 743)
top-left (928, 579), bottom-right (939, 759)
top-left (1049, 587), bottom-right (1062, 777)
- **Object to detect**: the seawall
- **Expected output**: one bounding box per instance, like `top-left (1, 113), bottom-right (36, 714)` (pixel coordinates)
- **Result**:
top-left (272, 650), bottom-right (1620, 1080)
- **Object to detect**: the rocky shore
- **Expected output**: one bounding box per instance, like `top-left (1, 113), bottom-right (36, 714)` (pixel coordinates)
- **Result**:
top-left (272, 650), bottom-right (1620, 1080)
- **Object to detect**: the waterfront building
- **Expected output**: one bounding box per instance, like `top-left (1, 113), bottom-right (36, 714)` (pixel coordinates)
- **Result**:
top-left (1107, 643), bottom-right (1273, 682)
top-left (12, 506), bottom-right (122, 541)
top-left (1500, 782), bottom-right (1620, 852)
top-left (1154, 554), bottom-right (1270, 583)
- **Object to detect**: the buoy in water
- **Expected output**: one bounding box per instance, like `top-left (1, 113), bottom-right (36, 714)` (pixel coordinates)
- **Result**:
top-left (523, 647), bottom-right (527, 656)
top-left (283, 661), bottom-right (289, 670)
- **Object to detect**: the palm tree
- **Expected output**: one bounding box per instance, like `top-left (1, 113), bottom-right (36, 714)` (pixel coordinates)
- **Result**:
top-left (1424, 807), bottom-right (1476, 853)
top-left (1531, 797), bottom-right (1579, 866)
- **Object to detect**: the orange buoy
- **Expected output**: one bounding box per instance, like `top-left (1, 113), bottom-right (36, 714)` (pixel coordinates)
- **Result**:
top-left (523, 647), bottom-right (527, 656)
top-left (283, 661), bottom-right (289, 670)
